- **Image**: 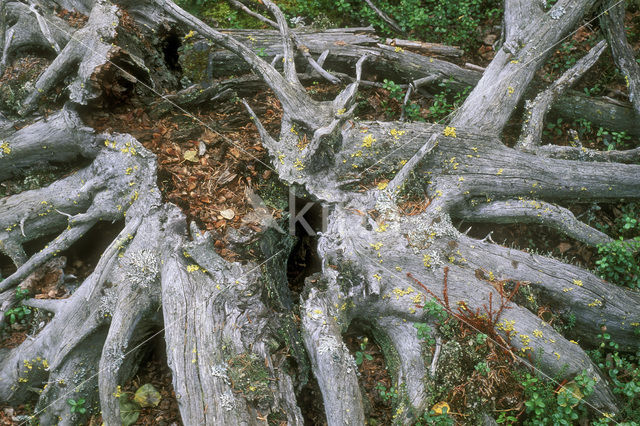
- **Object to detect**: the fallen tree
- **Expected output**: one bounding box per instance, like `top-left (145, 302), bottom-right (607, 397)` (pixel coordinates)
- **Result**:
top-left (0, 0), bottom-right (639, 424)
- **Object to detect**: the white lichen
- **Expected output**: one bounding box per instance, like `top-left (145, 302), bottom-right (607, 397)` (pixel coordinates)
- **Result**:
top-left (317, 335), bottom-right (340, 355)
top-left (220, 391), bottom-right (235, 411)
top-left (406, 214), bottom-right (459, 252)
top-left (549, 6), bottom-right (566, 19)
top-left (124, 249), bottom-right (159, 289)
top-left (210, 364), bottom-right (230, 385)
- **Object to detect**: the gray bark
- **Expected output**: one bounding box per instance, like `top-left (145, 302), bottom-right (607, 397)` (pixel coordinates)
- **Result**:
top-left (601, 0), bottom-right (640, 115)
top-left (1, 0), bottom-right (639, 424)
top-left (179, 26), bottom-right (640, 138)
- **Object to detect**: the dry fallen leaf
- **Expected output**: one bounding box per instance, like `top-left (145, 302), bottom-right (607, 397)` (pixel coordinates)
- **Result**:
top-left (431, 401), bottom-right (450, 415)
top-left (220, 209), bottom-right (235, 220)
top-left (183, 149), bottom-right (199, 163)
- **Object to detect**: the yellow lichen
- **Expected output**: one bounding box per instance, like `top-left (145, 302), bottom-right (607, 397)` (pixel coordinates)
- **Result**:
top-left (361, 134), bottom-right (376, 148)
top-left (186, 264), bottom-right (201, 273)
top-left (0, 141), bottom-right (11, 155)
top-left (443, 126), bottom-right (457, 138)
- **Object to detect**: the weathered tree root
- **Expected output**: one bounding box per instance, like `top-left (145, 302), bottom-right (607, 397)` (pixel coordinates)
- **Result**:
top-left (601, 0), bottom-right (640, 115)
top-left (1, 0), bottom-right (639, 423)
top-left (0, 118), bottom-right (158, 292)
top-left (0, 1), bottom-right (72, 75)
top-left (517, 40), bottom-right (608, 150)
top-left (0, 108), bottom-right (100, 181)
top-left (161, 214), bottom-right (304, 425)
top-left (19, 1), bottom-right (150, 115)
top-left (301, 283), bottom-right (365, 425)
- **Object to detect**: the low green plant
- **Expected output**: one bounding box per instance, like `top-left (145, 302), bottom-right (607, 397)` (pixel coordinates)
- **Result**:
top-left (4, 288), bottom-right (32, 325)
top-left (618, 202), bottom-right (640, 237)
top-left (575, 118), bottom-right (593, 137)
top-left (474, 361), bottom-right (490, 376)
top-left (417, 406), bottom-right (454, 425)
top-left (595, 237), bottom-right (640, 289)
top-left (423, 298), bottom-right (448, 322)
top-left (375, 383), bottom-right (398, 403)
top-left (67, 398), bottom-right (86, 414)
top-left (174, 0), bottom-right (263, 28)
top-left (380, 79), bottom-right (404, 117)
top-left (596, 127), bottom-right (632, 151)
top-left (588, 331), bottom-right (640, 422)
top-left (429, 80), bottom-right (471, 122)
top-left (354, 337), bottom-right (373, 365)
top-left (583, 83), bottom-right (602, 97)
top-left (415, 323), bottom-right (435, 345)
top-left (382, 79), bottom-right (403, 101)
top-left (543, 118), bottom-right (564, 138)
top-left (520, 371), bottom-right (595, 425)
top-left (474, 333), bottom-right (488, 345)
top-left (404, 102), bottom-right (423, 122)
top-left (496, 411), bottom-right (519, 424)
top-left (281, 0), bottom-right (502, 51)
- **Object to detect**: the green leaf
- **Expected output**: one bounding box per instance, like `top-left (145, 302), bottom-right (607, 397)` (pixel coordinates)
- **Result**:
top-left (119, 395), bottom-right (141, 426)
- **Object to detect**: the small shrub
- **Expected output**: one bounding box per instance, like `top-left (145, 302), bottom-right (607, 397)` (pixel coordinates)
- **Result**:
top-left (415, 322), bottom-right (435, 345)
top-left (589, 332), bottom-right (640, 422)
top-left (67, 398), bottom-right (87, 414)
top-left (354, 337), bottom-right (373, 365)
top-left (595, 237), bottom-right (640, 289)
top-left (280, 0), bottom-right (502, 51)
top-left (520, 371), bottom-right (595, 425)
top-left (4, 289), bottom-right (32, 325)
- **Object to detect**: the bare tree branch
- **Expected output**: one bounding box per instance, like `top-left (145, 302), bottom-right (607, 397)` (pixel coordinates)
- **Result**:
top-left (385, 38), bottom-right (463, 57)
top-left (517, 40), bottom-right (607, 150)
top-left (363, 0), bottom-right (404, 34)
top-left (452, 0), bottom-right (598, 134)
top-left (535, 144), bottom-right (640, 163)
top-left (456, 198), bottom-right (613, 247)
top-left (261, 0), bottom-right (300, 86)
top-left (601, 0), bottom-right (640, 115)
top-left (227, 0), bottom-right (276, 27)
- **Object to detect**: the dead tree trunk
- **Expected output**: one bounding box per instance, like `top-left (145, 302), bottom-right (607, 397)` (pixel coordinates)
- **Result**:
top-left (0, 0), bottom-right (639, 424)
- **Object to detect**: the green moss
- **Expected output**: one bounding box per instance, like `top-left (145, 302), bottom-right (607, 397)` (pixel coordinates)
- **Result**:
top-left (267, 409), bottom-right (287, 425)
top-left (178, 41), bottom-right (210, 83)
top-left (507, 281), bottom-right (540, 313)
top-left (0, 169), bottom-right (68, 198)
top-left (174, 1), bottom-right (264, 28)
top-left (0, 56), bottom-right (51, 116)
top-left (257, 178), bottom-right (289, 212)
top-left (227, 352), bottom-right (273, 407)
top-left (365, 326), bottom-right (401, 384)
top-left (336, 260), bottom-right (366, 296)
top-left (254, 228), bottom-right (311, 387)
